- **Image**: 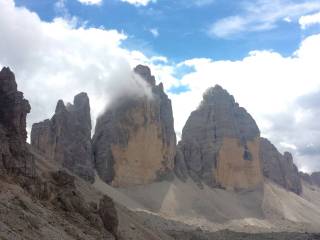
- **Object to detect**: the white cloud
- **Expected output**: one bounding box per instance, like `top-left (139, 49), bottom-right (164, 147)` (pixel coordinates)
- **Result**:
top-left (149, 28), bottom-right (159, 37)
top-left (78, 0), bottom-right (102, 5)
top-left (209, 16), bottom-right (247, 38)
top-left (169, 33), bottom-right (320, 171)
top-left (120, 0), bottom-right (156, 7)
top-left (299, 11), bottom-right (320, 29)
top-left (283, 16), bottom-right (292, 23)
top-left (280, 142), bottom-right (297, 150)
top-left (0, 0), bottom-right (159, 134)
top-left (209, 0), bottom-right (320, 38)
top-left (55, 0), bottom-right (68, 16)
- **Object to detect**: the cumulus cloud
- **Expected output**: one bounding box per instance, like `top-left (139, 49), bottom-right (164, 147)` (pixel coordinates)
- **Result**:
top-left (264, 90), bottom-right (320, 172)
top-left (209, 0), bottom-right (320, 38)
top-left (120, 0), bottom-right (156, 7)
top-left (299, 11), bottom-right (320, 29)
top-left (0, 0), bottom-right (156, 134)
top-left (169, 33), bottom-right (320, 172)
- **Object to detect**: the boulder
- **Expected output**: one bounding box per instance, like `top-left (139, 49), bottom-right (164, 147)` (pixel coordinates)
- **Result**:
top-left (93, 65), bottom-right (176, 187)
top-left (31, 92), bottom-right (94, 182)
top-left (175, 85), bottom-right (263, 190)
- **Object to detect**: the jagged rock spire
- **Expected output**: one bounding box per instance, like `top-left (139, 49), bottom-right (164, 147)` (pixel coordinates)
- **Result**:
top-left (0, 67), bottom-right (34, 177)
top-left (31, 92), bottom-right (94, 182)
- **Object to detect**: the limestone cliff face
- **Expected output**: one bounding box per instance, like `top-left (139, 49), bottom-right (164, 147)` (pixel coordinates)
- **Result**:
top-left (0, 67), bottom-right (35, 177)
top-left (31, 93), bottom-right (94, 182)
top-left (175, 85), bottom-right (263, 190)
top-left (92, 65), bottom-right (176, 187)
top-left (260, 138), bottom-right (302, 194)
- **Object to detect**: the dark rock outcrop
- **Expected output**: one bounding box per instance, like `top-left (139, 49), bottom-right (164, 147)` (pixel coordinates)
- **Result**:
top-left (93, 65), bottom-right (176, 187)
top-left (260, 138), bottom-right (302, 194)
top-left (99, 195), bottom-right (119, 237)
top-left (29, 170), bottom-right (117, 239)
top-left (31, 92), bottom-right (94, 182)
top-left (175, 85), bottom-right (263, 190)
top-left (0, 67), bottom-right (35, 177)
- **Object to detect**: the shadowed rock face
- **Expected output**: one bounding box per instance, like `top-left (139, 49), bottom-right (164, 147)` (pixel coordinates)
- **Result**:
top-left (175, 85), bottom-right (263, 190)
top-left (0, 67), bottom-right (34, 177)
top-left (93, 65), bottom-right (176, 187)
top-left (311, 172), bottom-right (320, 186)
top-left (299, 171), bottom-right (313, 185)
top-left (31, 92), bottom-right (94, 182)
top-left (260, 138), bottom-right (302, 194)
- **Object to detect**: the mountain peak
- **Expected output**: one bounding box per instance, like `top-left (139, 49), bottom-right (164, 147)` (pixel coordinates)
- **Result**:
top-left (176, 85), bottom-right (261, 190)
top-left (74, 92), bottom-right (89, 108)
top-left (201, 85), bottom-right (235, 107)
top-left (55, 99), bottom-right (66, 114)
top-left (134, 64), bottom-right (156, 86)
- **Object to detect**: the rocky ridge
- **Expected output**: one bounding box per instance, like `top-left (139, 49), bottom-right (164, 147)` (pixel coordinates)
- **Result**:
top-left (31, 92), bottom-right (95, 183)
top-left (92, 65), bottom-right (176, 187)
top-left (260, 138), bottom-right (302, 194)
top-left (174, 85), bottom-right (304, 194)
top-left (0, 67), bottom-right (121, 239)
top-left (1, 65), bottom-right (320, 239)
top-left (0, 66), bottom-right (178, 240)
top-left (299, 171), bottom-right (320, 187)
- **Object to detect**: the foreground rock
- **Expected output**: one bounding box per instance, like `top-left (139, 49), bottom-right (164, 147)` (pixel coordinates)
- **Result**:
top-left (0, 67), bottom-right (120, 239)
top-left (260, 138), bottom-right (302, 194)
top-left (0, 67), bottom-right (34, 177)
top-left (31, 93), bottom-right (94, 182)
top-left (0, 169), bottom-right (118, 240)
top-left (175, 85), bottom-right (263, 190)
top-left (99, 195), bottom-right (118, 236)
top-left (93, 65), bottom-right (176, 187)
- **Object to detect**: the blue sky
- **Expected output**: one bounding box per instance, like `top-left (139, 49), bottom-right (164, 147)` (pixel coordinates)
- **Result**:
top-left (1, 0), bottom-right (320, 172)
top-left (14, 0), bottom-right (320, 62)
